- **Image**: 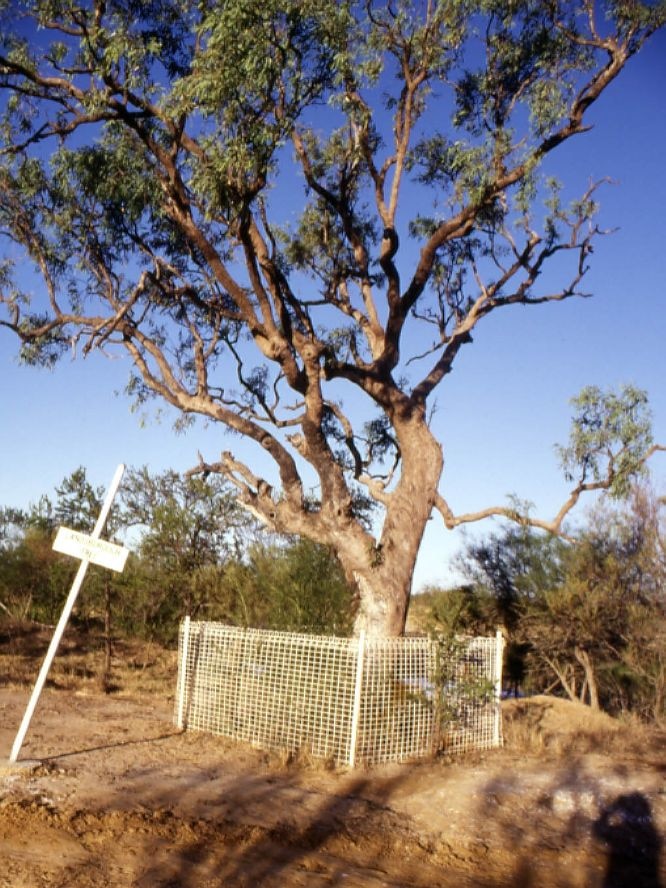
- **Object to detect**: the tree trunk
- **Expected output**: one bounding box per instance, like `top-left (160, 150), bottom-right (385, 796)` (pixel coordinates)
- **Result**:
top-left (574, 647), bottom-right (600, 710)
top-left (544, 656), bottom-right (578, 703)
top-left (101, 579), bottom-right (112, 693)
top-left (349, 414), bottom-right (444, 638)
top-left (351, 571), bottom-right (409, 637)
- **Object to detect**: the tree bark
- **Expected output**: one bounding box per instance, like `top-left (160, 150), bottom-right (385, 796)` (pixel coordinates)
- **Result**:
top-left (347, 413), bottom-right (444, 637)
top-left (544, 656), bottom-right (578, 703)
top-left (101, 579), bottom-right (112, 693)
top-left (574, 647), bottom-right (600, 710)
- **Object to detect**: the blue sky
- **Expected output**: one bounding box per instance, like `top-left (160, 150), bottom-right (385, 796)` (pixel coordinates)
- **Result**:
top-left (1, 27), bottom-right (665, 592)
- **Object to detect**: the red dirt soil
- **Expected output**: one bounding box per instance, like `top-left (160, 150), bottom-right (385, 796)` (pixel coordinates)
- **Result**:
top-left (0, 685), bottom-right (664, 888)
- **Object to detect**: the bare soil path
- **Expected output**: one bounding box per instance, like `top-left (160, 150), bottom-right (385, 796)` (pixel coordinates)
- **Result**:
top-left (0, 686), bottom-right (664, 888)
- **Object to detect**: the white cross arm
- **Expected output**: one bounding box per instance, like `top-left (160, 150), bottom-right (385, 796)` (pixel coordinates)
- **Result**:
top-left (53, 526), bottom-right (129, 573)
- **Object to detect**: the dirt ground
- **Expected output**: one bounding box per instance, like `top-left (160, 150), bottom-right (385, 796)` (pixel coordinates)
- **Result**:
top-left (0, 632), bottom-right (664, 887)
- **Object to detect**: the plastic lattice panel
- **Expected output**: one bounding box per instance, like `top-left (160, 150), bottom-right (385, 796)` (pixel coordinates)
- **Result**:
top-left (175, 622), bottom-right (503, 767)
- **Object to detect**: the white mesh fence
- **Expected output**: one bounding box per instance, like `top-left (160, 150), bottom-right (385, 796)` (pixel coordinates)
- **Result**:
top-left (175, 619), bottom-right (503, 767)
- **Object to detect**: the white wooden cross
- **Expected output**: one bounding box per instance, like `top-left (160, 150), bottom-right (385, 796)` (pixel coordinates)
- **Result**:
top-left (9, 464), bottom-right (129, 763)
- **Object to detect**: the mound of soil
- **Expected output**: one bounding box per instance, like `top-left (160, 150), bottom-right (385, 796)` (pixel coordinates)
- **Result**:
top-left (502, 695), bottom-right (623, 751)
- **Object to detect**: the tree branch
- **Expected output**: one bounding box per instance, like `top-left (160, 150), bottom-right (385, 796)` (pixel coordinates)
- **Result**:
top-left (435, 445), bottom-right (666, 537)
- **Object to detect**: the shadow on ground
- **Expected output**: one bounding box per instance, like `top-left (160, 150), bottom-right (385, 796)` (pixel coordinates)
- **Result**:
top-left (471, 759), bottom-right (664, 888)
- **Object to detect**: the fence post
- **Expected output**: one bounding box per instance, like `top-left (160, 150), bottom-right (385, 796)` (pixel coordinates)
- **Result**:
top-left (176, 616), bottom-right (191, 730)
top-left (348, 630), bottom-right (366, 768)
top-left (493, 628), bottom-right (504, 747)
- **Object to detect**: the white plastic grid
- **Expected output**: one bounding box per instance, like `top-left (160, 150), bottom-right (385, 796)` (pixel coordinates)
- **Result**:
top-left (175, 621), bottom-right (503, 766)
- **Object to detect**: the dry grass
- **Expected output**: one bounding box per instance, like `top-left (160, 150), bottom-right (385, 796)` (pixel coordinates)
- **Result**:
top-left (0, 619), bottom-right (177, 699)
top-left (3, 619), bottom-right (663, 771)
top-left (502, 694), bottom-right (664, 761)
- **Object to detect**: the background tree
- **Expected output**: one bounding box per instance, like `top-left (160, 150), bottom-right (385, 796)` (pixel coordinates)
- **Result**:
top-left (115, 467), bottom-right (255, 637)
top-left (457, 520), bottom-right (567, 632)
top-left (0, 465), bottom-right (355, 642)
top-left (0, 506), bottom-right (25, 550)
top-left (441, 484), bottom-right (665, 719)
top-left (52, 467), bottom-right (105, 532)
top-left (454, 521), bottom-right (567, 693)
top-left (0, 506), bottom-right (29, 617)
top-left (413, 582), bottom-right (496, 638)
top-left (0, 525), bottom-right (69, 623)
top-left (222, 537), bottom-right (356, 635)
top-left (0, 468), bottom-right (111, 624)
top-left (523, 487), bottom-right (665, 718)
top-left (1, 1), bottom-right (664, 635)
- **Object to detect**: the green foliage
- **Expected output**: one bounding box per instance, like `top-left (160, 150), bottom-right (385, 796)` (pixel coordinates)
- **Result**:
top-left (0, 525), bottom-right (72, 623)
top-left (524, 488), bottom-right (665, 719)
top-left (417, 583), bottom-right (495, 637)
top-left (558, 385), bottom-right (654, 498)
top-left (220, 538), bottom-right (355, 636)
top-left (53, 467), bottom-right (105, 532)
top-left (456, 524), bottom-right (567, 631)
top-left (121, 466), bottom-right (250, 568)
top-left (0, 465), bottom-right (355, 642)
top-left (451, 486), bottom-right (665, 720)
top-left (0, 467), bottom-right (123, 624)
top-left (428, 631), bottom-right (496, 752)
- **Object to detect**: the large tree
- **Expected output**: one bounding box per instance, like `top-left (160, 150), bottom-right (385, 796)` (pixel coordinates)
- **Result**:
top-left (0, 1), bottom-right (664, 635)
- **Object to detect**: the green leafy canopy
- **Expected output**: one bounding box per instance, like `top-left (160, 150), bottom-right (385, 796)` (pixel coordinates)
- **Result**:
top-left (0, 1), bottom-right (664, 634)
